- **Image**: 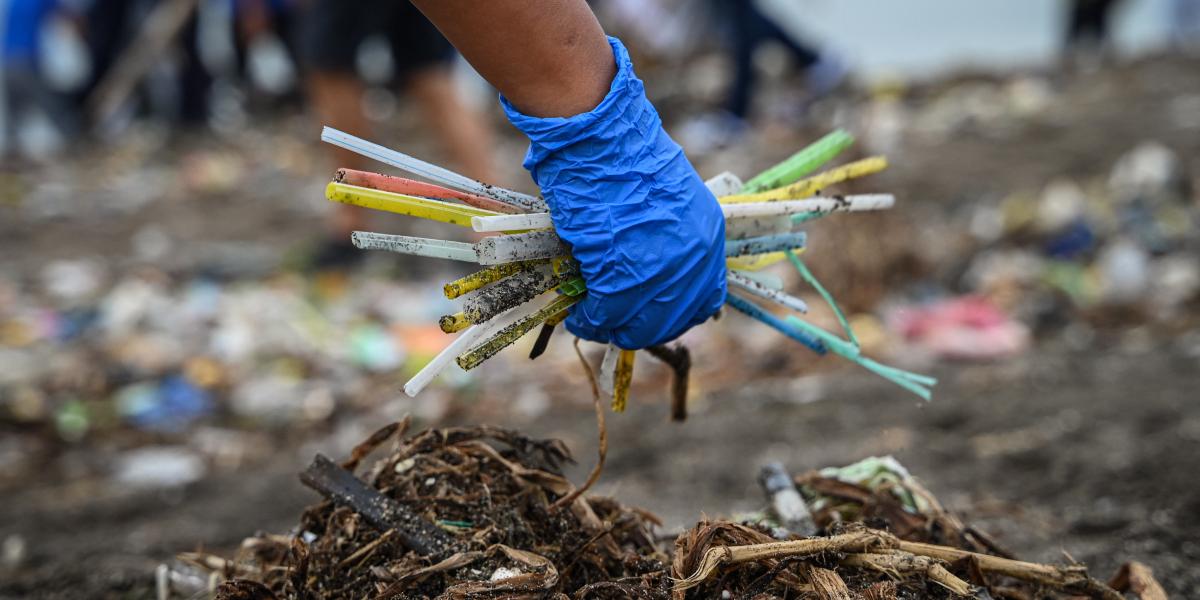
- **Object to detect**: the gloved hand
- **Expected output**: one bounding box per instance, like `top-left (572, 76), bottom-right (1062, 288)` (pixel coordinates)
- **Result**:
top-left (501, 37), bottom-right (726, 349)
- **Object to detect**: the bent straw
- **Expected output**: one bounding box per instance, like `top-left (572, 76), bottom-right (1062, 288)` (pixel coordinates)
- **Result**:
top-left (741, 129), bottom-right (855, 193)
top-left (351, 232), bottom-right (477, 262)
top-left (727, 271), bottom-right (809, 313)
top-left (403, 293), bottom-right (550, 396)
top-left (787, 251), bottom-right (856, 346)
top-left (785, 315), bottom-right (936, 401)
top-left (721, 156), bottom-right (889, 204)
top-left (322, 126), bottom-right (547, 212)
top-left (335, 168), bottom-right (524, 214)
top-left (328, 182), bottom-right (496, 227)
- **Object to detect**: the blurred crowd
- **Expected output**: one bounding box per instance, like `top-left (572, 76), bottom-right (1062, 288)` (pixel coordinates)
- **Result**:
top-left (5, 0), bottom-right (1199, 163)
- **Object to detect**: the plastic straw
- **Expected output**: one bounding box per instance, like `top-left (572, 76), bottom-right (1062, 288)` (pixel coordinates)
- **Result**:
top-left (403, 294), bottom-right (549, 396)
top-left (328, 182), bottom-right (497, 227)
top-left (443, 260), bottom-right (545, 299)
top-left (725, 294), bottom-right (825, 354)
top-left (335, 168), bottom-right (524, 214)
top-left (787, 251), bottom-right (857, 346)
top-left (741, 129), bottom-right (855, 193)
top-left (351, 231), bottom-right (477, 262)
top-left (727, 271), bottom-right (809, 313)
top-left (463, 267), bottom-right (563, 325)
top-left (726, 252), bottom-right (791, 272)
top-left (726, 232), bottom-right (808, 257)
top-left (598, 343), bottom-right (618, 399)
top-left (613, 349), bottom-right (636, 412)
top-left (438, 312), bottom-right (470, 334)
top-left (322, 127), bottom-right (547, 212)
top-left (721, 156), bottom-right (888, 204)
top-left (722, 194), bottom-right (895, 220)
top-left (471, 213), bottom-right (552, 233)
top-left (456, 293), bottom-right (581, 370)
top-left (704, 171), bottom-right (745, 197)
top-left (785, 315), bottom-right (936, 401)
top-left (731, 269), bottom-right (784, 290)
top-left (725, 215), bottom-right (793, 240)
top-left (474, 230), bottom-right (569, 264)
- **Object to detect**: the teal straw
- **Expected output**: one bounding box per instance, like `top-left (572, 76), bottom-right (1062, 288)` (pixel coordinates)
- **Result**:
top-left (786, 252), bottom-right (858, 347)
top-left (785, 315), bottom-right (936, 401)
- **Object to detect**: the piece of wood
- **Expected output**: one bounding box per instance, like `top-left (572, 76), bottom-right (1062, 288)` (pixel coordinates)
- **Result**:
top-left (299, 454), bottom-right (458, 559)
top-left (644, 343), bottom-right (691, 421)
top-left (841, 552), bottom-right (973, 597)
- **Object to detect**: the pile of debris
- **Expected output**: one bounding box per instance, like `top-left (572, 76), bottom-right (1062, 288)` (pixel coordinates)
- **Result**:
top-left (173, 423), bottom-right (1166, 599)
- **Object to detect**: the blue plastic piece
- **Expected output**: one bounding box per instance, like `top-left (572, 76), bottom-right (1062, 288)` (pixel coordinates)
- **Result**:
top-left (502, 37), bottom-right (727, 349)
top-left (725, 294), bottom-right (826, 354)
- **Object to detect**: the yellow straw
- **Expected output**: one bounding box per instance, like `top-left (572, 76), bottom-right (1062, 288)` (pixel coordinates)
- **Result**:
top-left (442, 260), bottom-right (545, 299)
top-left (720, 157), bottom-right (888, 204)
top-left (612, 349), bottom-right (636, 412)
top-left (438, 312), bottom-right (470, 334)
top-left (326, 182), bottom-right (498, 227)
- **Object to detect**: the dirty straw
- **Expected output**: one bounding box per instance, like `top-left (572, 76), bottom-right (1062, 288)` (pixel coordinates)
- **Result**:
top-left (319, 127), bottom-right (934, 414)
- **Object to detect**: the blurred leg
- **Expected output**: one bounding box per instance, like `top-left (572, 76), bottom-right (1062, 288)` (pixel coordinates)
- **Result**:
top-left (306, 71), bottom-right (371, 236)
top-left (406, 66), bottom-right (496, 182)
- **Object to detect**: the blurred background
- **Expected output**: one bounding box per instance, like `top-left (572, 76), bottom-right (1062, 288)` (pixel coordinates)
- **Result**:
top-left (1, 0), bottom-right (1199, 597)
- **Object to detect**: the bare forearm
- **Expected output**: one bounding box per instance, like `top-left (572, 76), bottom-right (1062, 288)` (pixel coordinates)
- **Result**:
top-left (409, 0), bottom-right (616, 118)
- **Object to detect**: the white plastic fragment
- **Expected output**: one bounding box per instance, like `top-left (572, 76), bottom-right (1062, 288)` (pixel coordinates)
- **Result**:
top-left (351, 231), bottom-right (478, 262)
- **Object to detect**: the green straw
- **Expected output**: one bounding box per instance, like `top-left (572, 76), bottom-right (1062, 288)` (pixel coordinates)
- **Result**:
top-left (741, 129), bottom-right (855, 194)
top-left (786, 251), bottom-right (858, 347)
top-left (785, 315), bottom-right (936, 401)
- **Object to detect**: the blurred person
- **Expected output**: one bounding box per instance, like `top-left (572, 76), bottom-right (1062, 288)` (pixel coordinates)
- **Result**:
top-left (1, 0), bottom-right (83, 159)
top-left (678, 0), bottom-right (847, 152)
top-left (297, 0), bottom-right (498, 266)
top-left (409, 0), bottom-right (726, 349)
top-left (232, 0), bottom-right (300, 100)
top-left (1169, 0), bottom-right (1200, 49)
top-left (1064, 0), bottom-right (1124, 62)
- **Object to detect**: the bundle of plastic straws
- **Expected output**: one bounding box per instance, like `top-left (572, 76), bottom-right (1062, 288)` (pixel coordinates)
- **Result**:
top-left (318, 127), bottom-right (936, 414)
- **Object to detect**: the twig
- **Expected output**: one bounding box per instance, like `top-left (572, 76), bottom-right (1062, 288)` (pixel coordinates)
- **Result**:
top-left (551, 339), bottom-right (608, 510)
top-left (673, 530), bottom-right (895, 591)
top-left (337, 529), bottom-right (396, 569)
top-left (896, 540), bottom-right (1123, 600)
top-left (1107, 562), bottom-right (1167, 600)
top-left (299, 454), bottom-right (458, 559)
top-left (644, 343), bottom-right (691, 421)
top-left (841, 552), bottom-right (973, 596)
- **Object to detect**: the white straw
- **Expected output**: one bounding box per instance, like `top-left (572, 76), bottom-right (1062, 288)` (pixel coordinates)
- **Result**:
top-left (322, 127), bottom-right (546, 212)
top-left (598, 343), bottom-right (619, 399)
top-left (470, 195), bottom-right (896, 233)
top-left (470, 213), bottom-right (552, 233)
top-left (727, 271), bottom-right (808, 314)
top-left (731, 269), bottom-right (784, 290)
top-left (721, 194), bottom-right (895, 219)
top-left (351, 232), bottom-right (478, 262)
top-left (705, 171), bottom-right (744, 197)
top-left (404, 292), bottom-right (550, 396)
top-left (474, 230), bottom-right (569, 264)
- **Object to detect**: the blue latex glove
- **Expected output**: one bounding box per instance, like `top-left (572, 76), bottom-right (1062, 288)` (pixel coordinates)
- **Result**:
top-left (502, 37), bottom-right (726, 349)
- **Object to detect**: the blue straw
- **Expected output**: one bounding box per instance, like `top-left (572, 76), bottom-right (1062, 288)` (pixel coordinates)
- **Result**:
top-left (725, 294), bottom-right (826, 354)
